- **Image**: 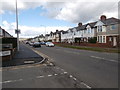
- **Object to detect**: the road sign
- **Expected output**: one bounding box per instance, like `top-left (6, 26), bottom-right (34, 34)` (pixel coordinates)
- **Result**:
top-left (15, 29), bottom-right (21, 34)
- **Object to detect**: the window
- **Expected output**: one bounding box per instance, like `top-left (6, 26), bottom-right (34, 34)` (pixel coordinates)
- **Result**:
top-left (98, 26), bottom-right (102, 32)
top-left (97, 36), bottom-right (99, 42)
top-left (100, 36), bottom-right (102, 43)
top-left (109, 37), bottom-right (112, 41)
top-left (111, 25), bottom-right (116, 30)
top-left (88, 28), bottom-right (91, 33)
top-left (103, 36), bottom-right (105, 43)
top-left (84, 30), bottom-right (86, 33)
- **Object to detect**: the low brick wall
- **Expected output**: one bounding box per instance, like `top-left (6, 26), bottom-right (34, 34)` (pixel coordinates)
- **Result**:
top-left (54, 42), bottom-right (116, 48)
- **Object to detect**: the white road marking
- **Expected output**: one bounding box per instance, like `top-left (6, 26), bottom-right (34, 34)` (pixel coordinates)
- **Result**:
top-left (36, 75), bottom-right (44, 78)
top-left (64, 72), bottom-right (68, 74)
top-left (24, 61), bottom-right (35, 64)
top-left (54, 74), bottom-right (58, 76)
top-left (81, 82), bottom-right (92, 89)
top-left (2, 79), bottom-right (23, 84)
top-left (69, 75), bottom-right (73, 78)
top-left (90, 56), bottom-right (118, 63)
top-left (73, 77), bottom-right (77, 81)
top-left (48, 75), bottom-right (52, 77)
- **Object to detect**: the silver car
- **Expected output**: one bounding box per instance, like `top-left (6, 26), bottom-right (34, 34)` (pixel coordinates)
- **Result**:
top-left (46, 42), bottom-right (55, 47)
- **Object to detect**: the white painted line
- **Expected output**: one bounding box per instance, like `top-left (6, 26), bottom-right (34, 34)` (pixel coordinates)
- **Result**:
top-left (48, 75), bottom-right (52, 77)
top-left (81, 82), bottom-right (92, 89)
top-left (2, 80), bottom-right (12, 83)
top-left (73, 77), bottom-right (77, 81)
top-left (2, 79), bottom-right (23, 84)
top-left (54, 74), bottom-right (58, 76)
top-left (64, 72), bottom-right (68, 74)
top-left (90, 56), bottom-right (118, 63)
top-left (69, 75), bottom-right (73, 78)
top-left (24, 61), bottom-right (34, 63)
top-left (36, 76), bottom-right (44, 78)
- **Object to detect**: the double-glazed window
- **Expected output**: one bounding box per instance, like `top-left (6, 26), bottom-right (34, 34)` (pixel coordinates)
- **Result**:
top-left (111, 25), bottom-right (116, 30)
top-left (98, 26), bottom-right (102, 32)
top-left (98, 36), bottom-right (106, 43)
top-left (88, 28), bottom-right (91, 33)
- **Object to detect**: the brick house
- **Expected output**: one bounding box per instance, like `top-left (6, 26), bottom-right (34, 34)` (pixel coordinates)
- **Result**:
top-left (95, 15), bottom-right (120, 47)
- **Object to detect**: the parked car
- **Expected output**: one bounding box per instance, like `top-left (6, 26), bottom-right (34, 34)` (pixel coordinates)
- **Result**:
top-left (46, 42), bottom-right (55, 47)
top-left (33, 42), bottom-right (41, 48)
top-left (29, 42), bottom-right (34, 46)
top-left (25, 41), bottom-right (29, 44)
top-left (40, 42), bottom-right (46, 45)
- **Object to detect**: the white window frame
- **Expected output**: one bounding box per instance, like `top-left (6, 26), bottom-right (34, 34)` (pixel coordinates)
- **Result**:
top-left (102, 36), bottom-right (106, 43)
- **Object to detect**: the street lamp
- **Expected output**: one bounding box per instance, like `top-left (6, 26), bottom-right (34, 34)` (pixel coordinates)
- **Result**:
top-left (15, 0), bottom-right (20, 51)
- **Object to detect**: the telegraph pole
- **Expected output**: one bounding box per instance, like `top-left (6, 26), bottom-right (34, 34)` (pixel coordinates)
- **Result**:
top-left (15, 0), bottom-right (20, 51)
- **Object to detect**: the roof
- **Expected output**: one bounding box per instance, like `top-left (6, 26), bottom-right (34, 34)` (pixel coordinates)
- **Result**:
top-left (76, 24), bottom-right (87, 31)
top-left (101, 17), bottom-right (120, 25)
top-left (87, 22), bottom-right (97, 28)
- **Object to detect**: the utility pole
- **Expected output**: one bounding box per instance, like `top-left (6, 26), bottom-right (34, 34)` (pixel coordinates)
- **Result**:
top-left (15, 0), bottom-right (20, 51)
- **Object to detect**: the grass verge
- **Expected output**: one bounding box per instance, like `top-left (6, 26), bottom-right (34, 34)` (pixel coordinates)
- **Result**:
top-left (56, 44), bottom-right (120, 53)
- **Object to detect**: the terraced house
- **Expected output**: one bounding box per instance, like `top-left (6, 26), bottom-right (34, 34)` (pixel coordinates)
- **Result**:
top-left (60, 15), bottom-right (120, 47)
top-left (35, 15), bottom-right (120, 48)
top-left (95, 15), bottom-right (120, 47)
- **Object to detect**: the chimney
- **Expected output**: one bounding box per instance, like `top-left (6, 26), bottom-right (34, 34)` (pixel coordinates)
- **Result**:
top-left (56, 30), bottom-right (59, 32)
top-left (78, 22), bottom-right (82, 27)
top-left (100, 15), bottom-right (107, 21)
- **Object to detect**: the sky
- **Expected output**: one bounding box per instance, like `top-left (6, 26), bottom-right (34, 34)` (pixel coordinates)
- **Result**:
top-left (0, 0), bottom-right (119, 38)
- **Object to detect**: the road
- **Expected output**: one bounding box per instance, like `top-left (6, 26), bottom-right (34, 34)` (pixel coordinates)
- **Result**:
top-left (34, 45), bottom-right (118, 88)
top-left (2, 43), bottom-right (88, 88)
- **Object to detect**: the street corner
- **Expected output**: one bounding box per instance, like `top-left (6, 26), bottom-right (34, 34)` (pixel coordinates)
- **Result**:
top-left (2, 63), bottom-right (82, 88)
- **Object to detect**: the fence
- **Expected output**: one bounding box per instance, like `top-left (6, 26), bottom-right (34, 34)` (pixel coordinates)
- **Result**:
top-left (0, 37), bottom-right (17, 61)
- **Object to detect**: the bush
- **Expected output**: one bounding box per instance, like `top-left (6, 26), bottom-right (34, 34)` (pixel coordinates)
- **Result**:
top-left (88, 37), bottom-right (97, 43)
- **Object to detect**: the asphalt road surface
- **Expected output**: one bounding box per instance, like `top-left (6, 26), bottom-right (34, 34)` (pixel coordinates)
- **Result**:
top-left (34, 45), bottom-right (118, 88)
top-left (2, 64), bottom-right (85, 88)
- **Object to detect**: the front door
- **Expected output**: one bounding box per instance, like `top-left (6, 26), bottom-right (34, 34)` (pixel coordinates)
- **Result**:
top-left (113, 37), bottom-right (117, 46)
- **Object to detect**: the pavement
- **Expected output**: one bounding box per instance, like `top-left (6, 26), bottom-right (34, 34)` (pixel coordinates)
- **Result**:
top-left (34, 45), bottom-right (118, 88)
top-left (2, 42), bottom-right (43, 67)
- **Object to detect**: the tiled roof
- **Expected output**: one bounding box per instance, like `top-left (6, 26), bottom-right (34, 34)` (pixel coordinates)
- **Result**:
top-left (101, 17), bottom-right (120, 25)
top-left (87, 22), bottom-right (97, 28)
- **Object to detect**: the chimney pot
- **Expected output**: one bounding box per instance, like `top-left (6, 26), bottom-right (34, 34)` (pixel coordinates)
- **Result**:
top-left (100, 15), bottom-right (107, 21)
top-left (78, 22), bottom-right (82, 27)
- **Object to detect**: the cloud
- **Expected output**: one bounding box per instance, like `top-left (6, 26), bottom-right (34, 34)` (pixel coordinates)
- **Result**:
top-left (1, 21), bottom-right (70, 38)
top-left (0, 0), bottom-right (119, 24)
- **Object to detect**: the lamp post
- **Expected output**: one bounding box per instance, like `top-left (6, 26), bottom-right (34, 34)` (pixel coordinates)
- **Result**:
top-left (15, 0), bottom-right (20, 51)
